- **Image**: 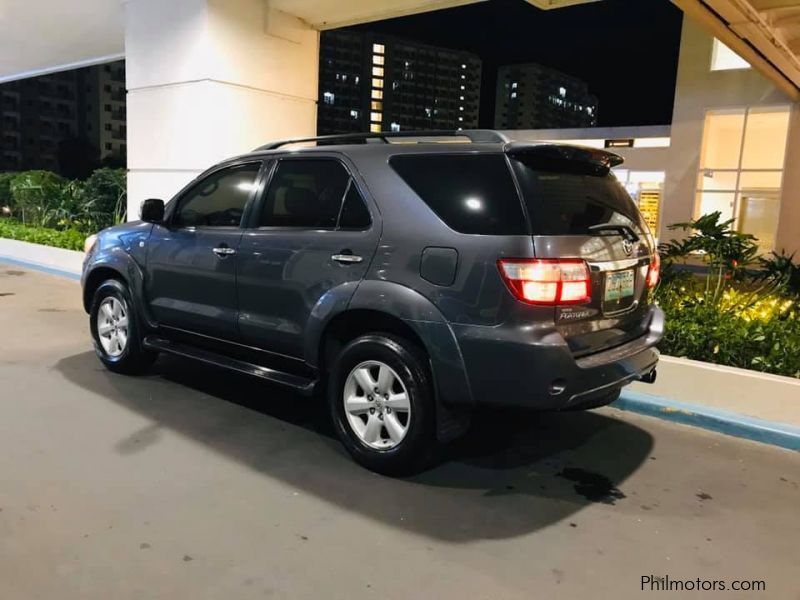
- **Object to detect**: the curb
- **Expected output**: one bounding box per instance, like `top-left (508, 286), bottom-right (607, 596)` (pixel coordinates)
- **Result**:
top-left (0, 255), bottom-right (81, 281)
top-left (613, 390), bottom-right (800, 452)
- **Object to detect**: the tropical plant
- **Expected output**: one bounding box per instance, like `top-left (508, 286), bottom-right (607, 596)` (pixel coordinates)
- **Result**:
top-left (0, 217), bottom-right (84, 251)
top-left (658, 211), bottom-right (761, 299)
top-left (9, 170), bottom-right (66, 227)
top-left (83, 168), bottom-right (127, 227)
top-left (755, 250), bottom-right (800, 296)
top-left (0, 172), bottom-right (16, 214)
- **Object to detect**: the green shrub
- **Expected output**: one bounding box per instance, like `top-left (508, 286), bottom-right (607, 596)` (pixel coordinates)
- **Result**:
top-left (0, 218), bottom-right (84, 251)
top-left (9, 170), bottom-right (66, 228)
top-left (83, 168), bottom-right (127, 227)
top-left (655, 212), bottom-right (800, 379)
top-left (0, 172), bottom-right (16, 211)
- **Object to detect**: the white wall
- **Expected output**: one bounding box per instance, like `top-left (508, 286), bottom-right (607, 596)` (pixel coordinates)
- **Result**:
top-left (663, 18), bottom-right (796, 246)
top-left (124, 0), bottom-right (320, 216)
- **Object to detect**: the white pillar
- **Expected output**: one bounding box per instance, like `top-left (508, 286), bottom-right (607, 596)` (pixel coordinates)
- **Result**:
top-left (775, 104), bottom-right (800, 255)
top-left (124, 0), bottom-right (319, 219)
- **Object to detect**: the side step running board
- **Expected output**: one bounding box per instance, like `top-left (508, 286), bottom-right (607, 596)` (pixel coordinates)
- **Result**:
top-left (142, 335), bottom-right (317, 395)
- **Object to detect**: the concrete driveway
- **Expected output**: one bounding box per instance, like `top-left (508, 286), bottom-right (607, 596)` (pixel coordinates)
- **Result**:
top-left (1, 264), bottom-right (798, 599)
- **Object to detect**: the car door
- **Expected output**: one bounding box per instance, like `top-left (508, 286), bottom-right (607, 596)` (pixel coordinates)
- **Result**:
top-left (236, 156), bottom-right (379, 358)
top-left (144, 161), bottom-right (264, 340)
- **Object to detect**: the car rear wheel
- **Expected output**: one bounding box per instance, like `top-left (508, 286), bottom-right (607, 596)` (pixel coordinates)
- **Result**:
top-left (328, 333), bottom-right (436, 475)
top-left (89, 279), bottom-right (157, 375)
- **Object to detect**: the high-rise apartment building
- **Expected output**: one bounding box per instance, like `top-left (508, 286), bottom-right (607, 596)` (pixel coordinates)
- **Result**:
top-left (318, 31), bottom-right (481, 135)
top-left (0, 59), bottom-right (126, 173)
top-left (494, 63), bottom-right (598, 130)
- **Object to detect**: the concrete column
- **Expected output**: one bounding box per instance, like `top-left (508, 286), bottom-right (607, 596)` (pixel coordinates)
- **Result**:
top-left (124, 0), bottom-right (319, 219)
top-left (775, 104), bottom-right (800, 255)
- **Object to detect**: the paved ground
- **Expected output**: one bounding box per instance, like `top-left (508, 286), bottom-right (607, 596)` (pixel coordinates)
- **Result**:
top-left (1, 264), bottom-right (798, 600)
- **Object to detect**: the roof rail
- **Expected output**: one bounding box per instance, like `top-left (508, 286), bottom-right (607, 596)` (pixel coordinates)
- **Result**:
top-left (254, 129), bottom-right (510, 151)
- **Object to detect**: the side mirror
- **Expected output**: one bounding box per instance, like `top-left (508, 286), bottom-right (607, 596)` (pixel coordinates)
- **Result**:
top-left (140, 198), bottom-right (165, 224)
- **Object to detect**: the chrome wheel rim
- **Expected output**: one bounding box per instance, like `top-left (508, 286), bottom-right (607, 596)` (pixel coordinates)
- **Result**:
top-left (343, 360), bottom-right (411, 450)
top-left (96, 296), bottom-right (129, 358)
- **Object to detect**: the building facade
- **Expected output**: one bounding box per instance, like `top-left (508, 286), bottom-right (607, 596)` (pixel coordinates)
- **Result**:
top-left (494, 62), bottom-right (598, 130)
top-left (318, 30), bottom-right (481, 135)
top-left (0, 60), bottom-right (126, 174)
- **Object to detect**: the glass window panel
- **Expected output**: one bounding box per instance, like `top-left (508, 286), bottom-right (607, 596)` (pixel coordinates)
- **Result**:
top-left (741, 107), bottom-right (790, 169)
top-left (372, 66), bottom-right (384, 77)
top-left (738, 171), bottom-right (782, 190)
top-left (370, 100), bottom-right (382, 110)
top-left (372, 78), bottom-right (383, 89)
top-left (695, 191), bottom-right (735, 221)
top-left (738, 192), bottom-right (779, 252)
top-left (370, 123), bottom-right (381, 132)
top-left (373, 55), bottom-right (384, 66)
top-left (697, 169), bottom-right (738, 191)
top-left (174, 164), bottom-right (260, 228)
top-left (710, 39), bottom-right (750, 71)
top-left (700, 110), bottom-right (745, 169)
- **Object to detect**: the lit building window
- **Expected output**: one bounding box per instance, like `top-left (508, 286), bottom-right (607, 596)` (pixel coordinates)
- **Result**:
top-left (373, 55), bottom-right (384, 66)
top-left (354, 76), bottom-right (360, 85)
top-left (370, 111), bottom-right (382, 122)
top-left (350, 109), bottom-right (359, 119)
top-left (711, 39), bottom-right (750, 71)
top-left (370, 123), bottom-right (381, 132)
top-left (459, 96), bottom-right (464, 100)
top-left (372, 66), bottom-right (384, 77)
top-left (372, 78), bottom-right (383, 89)
top-left (510, 92), bottom-right (517, 99)
top-left (371, 100), bottom-right (382, 110)
top-left (460, 85), bottom-right (465, 91)
top-left (696, 106), bottom-right (790, 251)
top-left (372, 43), bottom-right (384, 54)
top-left (424, 107), bottom-right (432, 117)
top-left (322, 91), bottom-right (334, 105)
top-left (458, 116), bottom-right (463, 122)
top-left (461, 64), bottom-right (466, 69)
top-left (559, 87), bottom-right (566, 97)
top-left (390, 122), bottom-right (401, 132)
top-left (511, 82), bottom-right (517, 89)
top-left (371, 89), bottom-right (383, 100)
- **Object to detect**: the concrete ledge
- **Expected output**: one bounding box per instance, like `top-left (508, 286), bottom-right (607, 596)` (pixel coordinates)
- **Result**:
top-left (0, 237), bottom-right (82, 280)
top-left (629, 355), bottom-right (800, 429)
top-left (613, 390), bottom-right (800, 452)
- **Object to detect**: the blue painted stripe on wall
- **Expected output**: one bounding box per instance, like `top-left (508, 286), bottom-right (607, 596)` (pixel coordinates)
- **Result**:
top-left (0, 256), bottom-right (81, 281)
top-left (614, 390), bottom-right (800, 452)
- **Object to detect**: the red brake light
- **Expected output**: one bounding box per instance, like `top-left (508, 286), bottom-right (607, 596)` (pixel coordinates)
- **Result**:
top-left (498, 259), bottom-right (590, 305)
top-left (647, 252), bottom-right (660, 288)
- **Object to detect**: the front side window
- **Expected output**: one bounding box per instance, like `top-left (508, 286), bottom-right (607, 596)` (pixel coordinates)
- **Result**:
top-left (259, 159), bottom-right (368, 229)
top-left (173, 163), bottom-right (260, 228)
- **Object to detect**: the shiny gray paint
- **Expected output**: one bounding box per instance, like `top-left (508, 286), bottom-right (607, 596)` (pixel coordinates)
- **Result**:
top-left (82, 140), bottom-right (663, 442)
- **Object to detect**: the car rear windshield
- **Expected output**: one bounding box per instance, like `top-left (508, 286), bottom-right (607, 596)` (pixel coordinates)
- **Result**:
top-left (510, 151), bottom-right (647, 237)
top-left (390, 154), bottom-right (527, 235)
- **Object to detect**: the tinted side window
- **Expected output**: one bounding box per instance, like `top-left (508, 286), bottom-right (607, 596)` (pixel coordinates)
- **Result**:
top-left (338, 183), bottom-right (371, 229)
top-left (390, 154), bottom-right (526, 235)
top-left (259, 159), bottom-right (350, 228)
top-left (174, 164), bottom-right (260, 228)
top-left (511, 155), bottom-right (648, 237)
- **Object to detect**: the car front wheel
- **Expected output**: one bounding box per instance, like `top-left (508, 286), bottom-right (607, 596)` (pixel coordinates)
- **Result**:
top-left (328, 333), bottom-right (436, 475)
top-left (89, 279), bottom-right (157, 375)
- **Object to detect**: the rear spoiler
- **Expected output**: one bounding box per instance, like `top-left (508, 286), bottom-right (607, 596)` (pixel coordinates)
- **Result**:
top-left (504, 143), bottom-right (624, 175)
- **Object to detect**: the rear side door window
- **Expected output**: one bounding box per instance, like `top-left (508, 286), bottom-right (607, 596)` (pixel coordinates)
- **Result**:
top-left (258, 159), bottom-right (370, 229)
top-left (172, 163), bottom-right (261, 228)
top-left (389, 154), bottom-right (527, 235)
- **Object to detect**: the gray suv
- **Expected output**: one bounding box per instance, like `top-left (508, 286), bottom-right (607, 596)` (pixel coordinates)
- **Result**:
top-left (81, 130), bottom-right (662, 474)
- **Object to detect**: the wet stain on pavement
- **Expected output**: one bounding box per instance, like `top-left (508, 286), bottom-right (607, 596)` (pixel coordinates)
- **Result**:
top-left (38, 308), bottom-right (65, 313)
top-left (0, 292), bottom-right (14, 297)
top-left (2, 270), bottom-right (25, 276)
top-left (557, 467), bottom-right (626, 504)
top-left (696, 492), bottom-right (713, 501)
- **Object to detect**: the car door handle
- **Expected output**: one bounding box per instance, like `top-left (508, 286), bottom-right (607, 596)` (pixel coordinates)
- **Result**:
top-left (213, 246), bottom-right (236, 257)
top-left (331, 253), bottom-right (363, 264)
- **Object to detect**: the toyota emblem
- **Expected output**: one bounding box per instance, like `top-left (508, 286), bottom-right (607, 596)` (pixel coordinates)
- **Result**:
top-left (622, 239), bottom-right (634, 256)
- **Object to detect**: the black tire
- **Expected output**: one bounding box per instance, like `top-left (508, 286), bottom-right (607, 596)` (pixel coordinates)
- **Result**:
top-left (89, 279), bottom-right (157, 375)
top-left (327, 333), bottom-right (436, 476)
top-left (564, 388), bottom-right (621, 411)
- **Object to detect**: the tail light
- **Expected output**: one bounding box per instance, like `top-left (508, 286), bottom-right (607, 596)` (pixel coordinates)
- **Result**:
top-left (647, 252), bottom-right (660, 288)
top-left (498, 258), bottom-right (591, 305)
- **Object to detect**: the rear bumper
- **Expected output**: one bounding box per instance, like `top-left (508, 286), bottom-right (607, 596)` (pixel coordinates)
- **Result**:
top-left (452, 305), bottom-right (663, 409)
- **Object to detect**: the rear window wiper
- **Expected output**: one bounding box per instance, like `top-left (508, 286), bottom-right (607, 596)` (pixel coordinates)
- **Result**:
top-left (587, 223), bottom-right (640, 242)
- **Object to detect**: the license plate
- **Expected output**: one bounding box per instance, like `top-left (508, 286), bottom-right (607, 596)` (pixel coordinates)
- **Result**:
top-left (604, 269), bottom-right (635, 302)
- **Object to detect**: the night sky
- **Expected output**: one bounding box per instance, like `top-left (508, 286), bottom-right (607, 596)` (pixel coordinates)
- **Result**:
top-left (346, 0), bottom-right (684, 128)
